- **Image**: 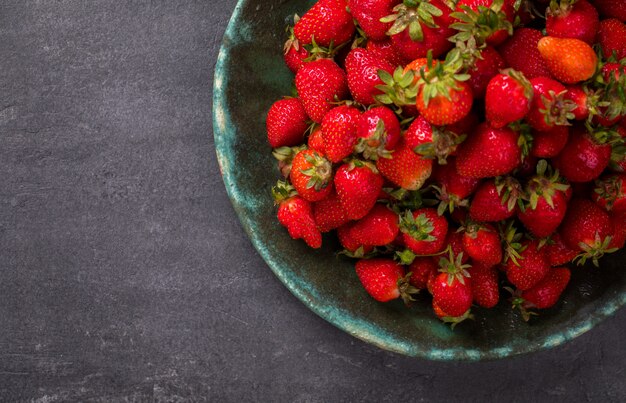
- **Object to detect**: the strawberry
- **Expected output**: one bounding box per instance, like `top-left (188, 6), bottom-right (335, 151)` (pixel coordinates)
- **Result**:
top-left (272, 144), bottom-right (307, 178)
top-left (337, 223), bottom-right (375, 255)
top-left (376, 138), bottom-right (433, 190)
top-left (408, 257), bottom-right (439, 289)
top-left (560, 198), bottom-right (617, 266)
top-left (376, 66), bottom-right (421, 117)
top-left (565, 85), bottom-right (594, 121)
top-left (546, 0), bottom-right (599, 45)
top-left (355, 258), bottom-right (418, 303)
top-left (290, 149), bottom-right (333, 202)
top-left (451, 0), bottom-right (515, 46)
top-left (485, 69), bottom-right (533, 129)
top-left (313, 191), bottom-right (349, 232)
top-left (469, 264), bottom-right (500, 308)
top-left (307, 126), bottom-right (326, 154)
top-left (366, 38), bottom-right (406, 66)
top-left (515, 155), bottom-right (539, 178)
top-left (283, 30), bottom-right (310, 74)
top-left (592, 0), bottom-right (626, 22)
top-left (467, 46), bottom-right (506, 99)
top-left (531, 126), bottom-right (570, 158)
top-left (456, 123), bottom-right (521, 178)
top-left (345, 48), bottom-right (396, 106)
top-left (469, 177), bottom-right (522, 221)
top-left (294, 0), bottom-right (356, 48)
top-left (592, 173), bottom-right (626, 213)
top-left (445, 228), bottom-right (470, 263)
top-left (499, 28), bottom-right (552, 80)
top-left (348, 0), bottom-right (400, 41)
top-left (400, 208), bottom-right (449, 255)
top-left (552, 125), bottom-right (613, 183)
top-left (462, 222), bottom-right (503, 267)
top-left (347, 204), bottom-right (400, 246)
top-left (334, 160), bottom-right (384, 220)
top-left (321, 105), bottom-right (361, 163)
top-left (431, 251), bottom-right (473, 317)
top-left (597, 19), bottom-right (626, 61)
top-left (266, 98), bottom-right (309, 148)
top-left (545, 233), bottom-right (579, 266)
top-left (513, 267), bottom-right (571, 320)
top-left (406, 116), bottom-right (466, 164)
top-left (355, 106), bottom-right (401, 160)
top-left (431, 158), bottom-right (480, 214)
top-left (273, 180), bottom-right (322, 249)
top-left (526, 77), bottom-right (574, 132)
top-left (517, 160), bottom-right (570, 238)
top-left (504, 239), bottom-right (550, 291)
top-left (609, 210), bottom-right (626, 249)
top-left (537, 36), bottom-right (598, 84)
top-left (296, 59), bottom-right (348, 123)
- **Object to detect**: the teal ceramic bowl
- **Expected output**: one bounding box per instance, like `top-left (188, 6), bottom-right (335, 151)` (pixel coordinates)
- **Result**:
top-left (213, 0), bottom-right (626, 360)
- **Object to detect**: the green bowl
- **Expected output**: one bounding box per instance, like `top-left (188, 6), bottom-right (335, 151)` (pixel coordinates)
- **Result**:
top-left (212, 0), bottom-right (626, 360)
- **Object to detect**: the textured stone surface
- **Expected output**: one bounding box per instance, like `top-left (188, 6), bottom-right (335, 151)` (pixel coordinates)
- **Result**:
top-left (0, 1), bottom-right (623, 401)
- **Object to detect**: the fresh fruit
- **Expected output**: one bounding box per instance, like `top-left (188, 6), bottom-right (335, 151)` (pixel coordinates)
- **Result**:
top-left (485, 70), bottom-right (533, 129)
top-left (321, 105), bottom-right (361, 163)
top-left (511, 267), bottom-right (571, 321)
top-left (592, 0), bottom-right (626, 21)
top-left (347, 204), bottom-right (400, 246)
top-left (451, 0), bottom-right (515, 46)
top-left (597, 18), bottom-right (626, 60)
top-left (348, 0), bottom-right (400, 41)
top-left (469, 264), bottom-right (500, 308)
top-left (273, 180), bottom-right (322, 248)
top-left (366, 38), bottom-right (406, 66)
top-left (355, 258), bottom-right (417, 303)
top-left (431, 158), bottom-right (481, 214)
top-left (296, 59), bottom-right (349, 123)
top-left (466, 46), bottom-right (506, 99)
top-left (469, 178), bottom-right (521, 221)
top-left (546, 0), bottom-right (599, 45)
top-left (400, 208), bottom-right (449, 255)
top-left (334, 161), bottom-right (384, 220)
top-left (307, 126), bottom-right (326, 154)
top-left (499, 28), bottom-right (552, 80)
top-left (593, 173), bottom-right (626, 212)
top-left (376, 138), bottom-right (433, 190)
top-left (552, 125), bottom-right (613, 183)
top-left (545, 233), bottom-right (579, 266)
top-left (408, 257), bottom-right (439, 289)
top-left (531, 126), bottom-right (570, 158)
top-left (266, 98), bottom-right (309, 148)
top-left (456, 123), bottom-right (521, 178)
top-left (537, 36), bottom-right (598, 84)
top-left (294, 0), bottom-right (356, 48)
top-left (504, 239), bottom-right (551, 291)
top-left (313, 191), bottom-right (349, 232)
top-left (290, 149), bottom-right (334, 202)
top-left (345, 48), bottom-right (396, 105)
top-left (462, 222), bottom-right (503, 267)
top-left (355, 106), bottom-right (401, 160)
top-left (405, 116), bottom-right (465, 164)
top-left (526, 77), bottom-right (574, 132)
top-left (431, 251), bottom-right (473, 317)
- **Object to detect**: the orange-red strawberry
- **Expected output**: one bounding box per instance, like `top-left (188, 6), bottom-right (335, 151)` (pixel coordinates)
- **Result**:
top-left (376, 138), bottom-right (433, 190)
top-left (294, 0), bottom-right (355, 48)
top-left (290, 149), bottom-right (333, 202)
top-left (462, 222), bottom-right (502, 267)
top-left (431, 158), bottom-right (480, 214)
top-left (485, 69), bottom-right (533, 129)
top-left (266, 98), bottom-right (309, 148)
top-left (469, 263), bottom-right (500, 308)
top-left (513, 267), bottom-right (571, 320)
top-left (467, 46), bottom-right (506, 99)
top-left (355, 258), bottom-right (417, 303)
top-left (307, 126), bottom-right (326, 155)
top-left (321, 105), bottom-right (361, 163)
top-left (431, 251), bottom-right (473, 317)
top-left (593, 173), bottom-right (626, 213)
top-left (546, 0), bottom-right (599, 45)
top-left (400, 208), bottom-right (449, 255)
top-left (537, 36), bottom-right (598, 84)
top-left (552, 125), bottom-right (613, 183)
top-left (545, 233), bottom-right (578, 266)
top-left (348, 0), bottom-right (400, 41)
top-left (499, 28), bottom-right (552, 80)
top-left (313, 191), bottom-right (349, 232)
top-left (406, 116), bottom-right (466, 164)
top-left (334, 161), bottom-right (383, 220)
top-left (355, 106), bottom-right (401, 160)
top-left (469, 178), bottom-right (522, 222)
top-left (408, 257), bottom-right (439, 289)
top-left (456, 123), bottom-right (521, 178)
top-left (347, 204), bottom-right (400, 246)
top-left (531, 126), bottom-right (570, 158)
top-left (366, 38), bottom-right (406, 66)
top-left (345, 48), bottom-right (396, 106)
top-left (526, 77), bottom-right (574, 132)
top-left (597, 18), bottom-right (626, 60)
top-left (452, 0), bottom-right (515, 46)
top-left (337, 222), bottom-right (375, 255)
top-left (273, 180), bottom-right (322, 249)
top-left (504, 239), bottom-right (550, 291)
top-left (296, 59), bottom-right (348, 123)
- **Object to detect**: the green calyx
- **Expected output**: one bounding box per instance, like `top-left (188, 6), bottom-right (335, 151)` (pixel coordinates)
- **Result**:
top-left (376, 67), bottom-right (419, 113)
top-left (574, 233), bottom-right (619, 267)
top-left (594, 175), bottom-right (623, 211)
top-left (432, 185), bottom-right (469, 216)
top-left (437, 248), bottom-right (471, 286)
top-left (399, 210), bottom-right (436, 242)
top-left (547, 0), bottom-right (578, 18)
top-left (300, 151), bottom-right (333, 191)
top-left (504, 68), bottom-right (534, 101)
top-left (382, 0), bottom-right (445, 42)
top-left (539, 90), bottom-right (577, 127)
top-left (397, 272), bottom-right (420, 306)
top-left (418, 50), bottom-right (471, 107)
top-left (414, 126), bottom-right (467, 164)
top-left (354, 118), bottom-right (393, 161)
top-left (500, 220), bottom-right (526, 266)
top-left (524, 159), bottom-right (570, 211)
top-left (273, 144), bottom-right (308, 179)
top-left (495, 175), bottom-right (526, 212)
top-left (511, 121), bottom-right (533, 161)
top-left (506, 287), bottom-right (539, 322)
top-left (440, 308), bottom-right (474, 329)
top-left (585, 122), bottom-right (624, 146)
top-left (449, 0), bottom-right (513, 46)
top-left (272, 180), bottom-right (297, 204)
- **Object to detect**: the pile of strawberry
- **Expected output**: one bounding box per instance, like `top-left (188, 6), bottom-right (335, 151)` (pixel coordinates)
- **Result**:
top-left (266, 0), bottom-right (626, 325)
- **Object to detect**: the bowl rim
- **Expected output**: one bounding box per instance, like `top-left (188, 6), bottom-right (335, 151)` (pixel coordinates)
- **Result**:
top-left (212, 0), bottom-right (626, 361)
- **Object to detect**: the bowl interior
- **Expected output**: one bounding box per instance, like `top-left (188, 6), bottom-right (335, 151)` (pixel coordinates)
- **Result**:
top-left (213, 0), bottom-right (626, 360)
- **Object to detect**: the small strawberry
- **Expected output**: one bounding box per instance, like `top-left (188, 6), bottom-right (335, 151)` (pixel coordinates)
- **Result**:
top-left (462, 222), bottom-right (503, 267)
top-left (511, 267), bottom-right (571, 320)
top-left (466, 46), bottom-right (506, 99)
top-left (290, 149), bottom-right (334, 202)
top-left (499, 28), bottom-right (552, 79)
top-left (335, 160), bottom-right (384, 220)
top-left (445, 229), bottom-right (471, 263)
top-left (565, 85), bottom-right (596, 121)
top-left (307, 126), bottom-right (326, 154)
top-left (283, 35), bottom-right (309, 74)
top-left (545, 0), bottom-right (599, 45)
top-left (592, 173), bottom-right (626, 213)
top-left (376, 138), bottom-right (433, 190)
top-left (431, 158), bottom-right (480, 214)
top-left (485, 69), bottom-right (533, 128)
top-left (469, 263), bottom-right (500, 308)
top-left (560, 198), bottom-right (618, 266)
top-left (266, 98), bottom-right (309, 148)
top-left (531, 125), bottom-right (570, 158)
top-left (347, 204), bottom-right (400, 246)
top-left (456, 123), bottom-right (521, 178)
top-left (296, 59), bottom-right (349, 123)
top-left (294, 0), bottom-right (356, 48)
top-left (400, 208), bottom-right (449, 255)
top-left (408, 257), bottom-right (439, 289)
top-left (345, 48), bottom-right (396, 106)
top-left (355, 106), bottom-right (401, 160)
top-left (321, 105), bottom-right (361, 163)
top-left (313, 191), bottom-right (349, 232)
top-left (406, 116), bottom-right (466, 164)
top-left (504, 239), bottom-right (551, 291)
top-left (273, 180), bottom-right (322, 248)
top-left (366, 38), bottom-right (406, 66)
top-left (526, 77), bottom-right (575, 132)
top-left (431, 250), bottom-right (473, 317)
top-left (348, 0), bottom-right (400, 41)
top-left (545, 233), bottom-right (579, 266)
top-left (355, 258), bottom-right (418, 303)
top-left (469, 177), bottom-right (523, 221)
top-left (597, 18), bottom-right (626, 61)
top-left (451, 0), bottom-right (515, 46)
top-left (537, 36), bottom-right (598, 84)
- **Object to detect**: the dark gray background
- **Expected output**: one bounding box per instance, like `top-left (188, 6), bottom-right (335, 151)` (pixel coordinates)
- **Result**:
top-left (0, 1), bottom-right (624, 401)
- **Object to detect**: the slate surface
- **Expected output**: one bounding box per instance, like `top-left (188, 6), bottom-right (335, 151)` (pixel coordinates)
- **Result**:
top-left (0, 1), bottom-right (624, 402)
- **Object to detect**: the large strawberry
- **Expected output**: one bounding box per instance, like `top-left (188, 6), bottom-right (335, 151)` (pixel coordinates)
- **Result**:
top-left (431, 251), bottom-right (473, 317)
top-left (462, 222), bottom-right (503, 267)
top-left (348, 0), bottom-right (400, 41)
top-left (347, 204), bottom-right (400, 246)
top-left (485, 69), bottom-right (533, 129)
top-left (451, 0), bottom-right (515, 46)
top-left (355, 258), bottom-right (417, 303)
top-left (552, 125), bottom-right (614, 183)
top-left (273, 180), bottom-right (322, 248)
top-left (499, 28), bottom-right (552, 80)
top-left (334, 160), bottom-right (384, 220)
top-left (546, 0), bottom-right (599, 45)
top-left (526, 77), bottom-right (574, 132)
top-left (313, 191), bottom-right (349, 232)
top-left (456, 123), bottom-right (521, 178)
top-left (531, 126), bottom-right (570, 158)
top-left (469, 263), bottom-right (500, 308)
top-left (355, 106), bottom-right (401, 160)
top-left (512, 267), bottom-right (571, 321)
top-left (469, 177), bottom-right (522, 221)
top-left (266, 98), bottom-right (309, 148)
top-left (321, 105), bottom-right (361, 163)
top-left (376, 138), bottom-right (433, 190)
top-left (597, 18), bottom-right (626, 60)
top-left (294, 0), bottom-right (356, 48)
top-left (296, 59), bottom-right (349, 123)
top-left (537, 36), bottom-right (598, 84)
top-left (290, 149), bottom-right (334, 202)
top-left (593, 173), bottom-right (626, 213)
top-left (504, 239), bottom-right (550, 291)
top-left (400, 208), bottom-right (449, 255)
top-left (405, 116), bottom-right (466, 164)
top-left (345, 48), bottom-right (396, 106)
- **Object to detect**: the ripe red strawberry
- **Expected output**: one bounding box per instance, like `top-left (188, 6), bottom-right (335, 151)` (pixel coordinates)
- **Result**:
top-left (290, 149), bottom-right (333, 202)
top-left (348, 0), bottom-right (400, 41)
top-left (376, 138), bottom-right (433, 190)
top-left (400, 208), bottom-right (449, 255)
top-left (266, 98), bottom-right (309, 148)
top-left (431, 251), bottom-right (473, 317)
top-left (334, 161), bottom-right (383, 221)
top-left (283, 28), bottom-right (310, 74)
top-left (337, 222), bottom-right (375, 255)
top-left (307, 126), bottom-right (326, 154)
top-left (485, 69), bottom-right (533, 128)
top-left (345, 48), bottom-right (395, 106)
top-left (593, 0), bottom-right (626, 21)
top-left (499, 28), bottom-right (552, 80)
top-left (546, 0), bottom-right (599, 45)
top-left (355, 258), bottom-right (417, 303)
top-left (545, 233), bottom-right (579, 266)
top-left (531, 126), bottom-right (570, 158)
top-left (456, 123), bottom-right (521, 178)
top-left (514, 267), bottom-right (571, 317)
top-left (597, 19), bottom-right (626, 60)
top-left (444, 228), bottom-right (470, 263)
top-left (355, 106), bottom-right (401, 160)
top-left (552, 125), bottom-right (613, 183)
top-left (273, 180), bottom-right (322, 248)
top-left (452, 0), bottom-right (515, 46)
top-left (565, 85), bottom-right (593, 121)
top-left (321, 105), bottom-right (361, 163)
top-left (537, 37), bottom-right (598, 84)
top-left (468, 264), bottom-right (500, 308)
top-left (296, 59), bottom-right (348, 123)
top-left (347, 204), bottom-right (400, 246)
top-left (462, 222), bottom-right (502, 267)
top-left (609, 210), bottom-right (626, 249)
top-left (408, 257), bottom-right (439, 289)
top-left (467, 46), bottom-right (506, 99)
top-left (469, 177), bottom-right (522, 222)
top-left (431, 158), bottom-right (481, 214)
top-left (526, 77), bottom-right (573, 132)
top-left (504, 239), bottom-right (550, 291)
top-left (592, 173), bottom-right (626, 213)
top-left (406, 116), bottom-right (465, 164)
top-left (294, 0), bottom-right (356, 48)
top-left (518, 160), bottom-right (570, 238)
top-left (366, 38), bottom-right (406, 66)
top-left (560, 198), bottom-right (617, 266)
top-left (313, 191), bottom-right (349, 232)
